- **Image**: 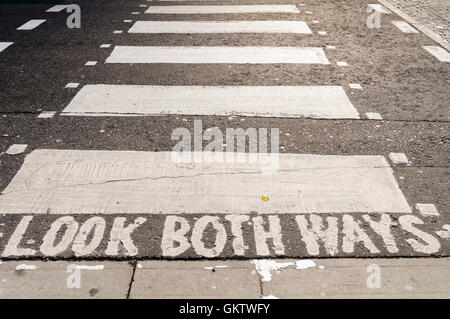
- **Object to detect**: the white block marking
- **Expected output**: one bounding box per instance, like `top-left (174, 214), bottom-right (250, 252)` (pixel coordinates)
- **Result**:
top-left (46, 5), bottom-right (67, 12)
top-left (415, 203), bottom-right (439, 217)
top-left (326, 45), bottom-right (336, 50)
top-left (129, 21), bottom-right (312, 34)
top-left (0, 150), bottom-right (411, 215)
top-left (391, 21), bottom-right (418, 33)
top-left (113, 30), bottom-right (123, 34)
top-left (336, 61), bottom-right (349, 66)
top-left (349, 83), bottom-right (363, 90)
top-left (389, 152), bottom-right (409, 164)
top-left (17, 19), bottom-right (46, 30)
top-left (5, 144), bottom-right (27, 155)
top-left (0, 42), bottom-right (13, 53)
top-left (366, 112), bottom-right (382, 120)
top-left (146, 5), bottom-right (300, 14)
top-left (38, 111), bottom-right (56, 119)
top-left (100, 44), bottom-right (111, 48)
top-left (85, 61), bottom-right (97, 66)
top-left (423, 46), bottom-right (450, 62)
top-left (131, 12), bottom-right (140, 15)
top-left (62, 85), bottom-right (359, 119)
top-left (105, 46), bottom-right (330, 64)
top-left (65, 83), bottom-right (80, 88)
top-left (124, 20), bottom-right (132, 23)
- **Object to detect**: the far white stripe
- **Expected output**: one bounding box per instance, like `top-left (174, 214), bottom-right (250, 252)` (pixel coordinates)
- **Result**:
top-left (146, 5), bottom-right (300, 14)
top-left (46, 5), bottom-right (68, 12)
top-left (105, 46), bottom-right (329, 64)
top-left (129, 21), bottom-right (312, 34)
top-left (423, 46), bottom-right (450, 62)
top-left (62, 85), bottom-right (359, 119)
top-left (0, 42), bottom-right (13, 53)
top-left (391, 21), bottom-right (418, 33)
top-left (17, 19), bottom-right (46, 30)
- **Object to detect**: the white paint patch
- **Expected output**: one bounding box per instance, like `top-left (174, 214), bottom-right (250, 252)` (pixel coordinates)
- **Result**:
top-left (73, 265), bottom-right (104, 270)
top-left (113, 30), bottom-right (123, 34)
top-left (62, 85), bottom-right (358, 119)
top-left (0, 150), bottom-right (412, 215)
top-left (131, 12), bottom-right (140, 15)
top-left (146, 5), bottom-right (300, 14)
top-left (388, 152), bottom-right (408, 164)
top-left (326, 45), bottom-right (336, 50)
top-left (336, 61), bottom-right (349, 66)
top-left (349, 83), bottom-right (363, 90)
top-left (422, 46), bottom-right (450, 62)
top-left (391, 21), bottom-right (418, 33)
top-left (16, 264), bottom-right (36, 270)
top-left (295, 260), bottom-right (316, 269)
top-left (368, 4), bottom-right (391, 14)
top-left (262, 295), bottom-right (279, 299)
top-left (100, 44), bottom-right (111, 48)
top-left (0, 42), bottom-right (13, 53)
top-left (65, 83), bottom-right (80, 88)
top-left (105, 46), bottom-right (330, 64)
top-left (38, 111), bottom-right (56, 119)
top-left (17, 19), bottom-right (46, 30)
top-left (305, 11), bottom-right (313, 14)
top-left (366, 112), bottom-right (382, 120)
top-left (46, 5), bottom-right (67, 12)
top-left (318, 31), bottom-right (327, 35)
top-left (124, 20), bottom-right (132, 23)
top-left (129, 21), bottom-right (312, 34)
top-left (137, 263), bottom-right (143, 268)
top-left (5, 144), bottom-right (27, 155)
top-left (436, 225), bottom-right (450, 239)
top-left (415, 203), bottom-right (439, 217)
top-left (85, 61), bottom-right (97, 66)
top-left (252, 260), bottom-right (294, 281)
top-left (312, 20), bottom-right (319, 24)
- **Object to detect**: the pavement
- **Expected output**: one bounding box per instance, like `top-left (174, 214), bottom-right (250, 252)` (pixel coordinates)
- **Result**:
top-left (0, 0), bottom-right (449, 298)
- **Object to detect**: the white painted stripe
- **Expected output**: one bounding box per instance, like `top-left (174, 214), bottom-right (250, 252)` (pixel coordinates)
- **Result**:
top-left (145, 5), bottom-right (300, 14)
top-left (105, 46), bottom-right (329, 64)
top-left (17, 19), bottom-right (46, 30)
top-left (391, 21), bottom-right (418, 33)
top-left (128, 21), bottom-right (312, 34)
top-left (366, 112), bottom-right (382, 120)
top-left (0, 150), bottom-right (411, 214)
top-left (38, 111), bottom-right (56, 119)
top-left (423, 46), bottom-right (450, 62)
top-left (62, 85), bottom-right (359, 119)
top-left (415, 203), bottom-right (439, 217)
top-left (46, 5), bottom-right (67, 12)
top-left (5, 144), bottom-right (27, 155)
top-left (0, 42), bottom-right (13, 53)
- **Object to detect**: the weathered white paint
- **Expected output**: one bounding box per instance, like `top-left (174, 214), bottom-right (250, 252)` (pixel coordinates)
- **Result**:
top-left (326, 45), bottom-right (336, 50)
top-left (0, 150), bottom-right (412, 215)
top-left (72, 217), bottom-right (106, 256)
top-left (436, 225), bottom-right (450, 239)
top-left (262, 295), bottom-right (279, 299)
top-left (100, 44), bottom-right (111, 48)
top-left (62, 85), bottom-right (358, 119)
top-left (296, 214), bottom-right (339, 256)
top-left (225, 215), bottom-right (249, 256)
top-left (191, 216), bottom-right (227, 257)
top-left (2, 216), bottom-right (36, 257)
top-left (336, 61), bottom-right (349, 66)
top-left (73, 265), bottom-right (104, 270)
top-left (85, 61), bottom-right (97, 66)
top-left (389, 152), bottom-right (408, 164)
top-left (105, 46), bottom-right (330, 64)
top-left (252, 260), bottom-right (294, 281)
top-left (146, 5), bottom-right (300, 14)
top-left (363, 214), bottom-right (399, 253)
top-left (38, 111), bottom-right (56, 119)
top-left (349, 83), bottom-right (363, 90)
top-left (296, 260), bottom-right (316, 269)
top-left (366, 112), bottom-right (382, 120)
top-left (40, 216), bottom-right (79, 256)
top-left (129, 21), bottom-right (312, 34)
top-left (253, 216), bottom-right (284, 256)
top-left (391, 21), bottom-right (418, 33)
top-left (0, 42), bottom-right (13, 53)
top-left (422, 46), bottom-right (450, 62)
top-left (342, 215), bottom-right (380, 254)
top-left (65, 83), bottom-right (79, 88)
top-left (5, 144), bottom-right (27, 155)
top-left (16, 264), bottom-right (36, 270)
top-left (161, 216), bottom-right (191, 256)
top-left (105, 217), bottom-right (146, 256)
top-left (113, 30), bottom-right (123, 34)
top-left (17, 20), bottom-right (46, 30)
top-left (415, 203), bottom-right (439, 217)
top-left (399, 215), bottom-right (441, 254)
top-left (46, 5), bottom-right (67, 12)
top-left (318, 31), bottom-right (327, 35)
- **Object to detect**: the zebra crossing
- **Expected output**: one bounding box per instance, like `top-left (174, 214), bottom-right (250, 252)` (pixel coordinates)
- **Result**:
top-left (0, 0), bottom-right (449, 262)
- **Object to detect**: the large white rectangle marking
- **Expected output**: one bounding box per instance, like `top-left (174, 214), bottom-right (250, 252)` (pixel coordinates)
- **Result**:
top-left (0, 150), bottom-right (411, 214)
top-left (0, 42), bottom-right (13, 53)
top-left (423, 46), bottom-right (450, 62)
top-left (17, 19), bottom-right (46, 30)
top-left (128, 21), bottom-right (312, 34)
top-left (62, 85), bottom-right (359, 119)
top-left (146, 5), bottom-right (300, 14)
top-left (391, 21), bottom-right (418, 33)
top-left (105, 46), bottom-right (329, 64)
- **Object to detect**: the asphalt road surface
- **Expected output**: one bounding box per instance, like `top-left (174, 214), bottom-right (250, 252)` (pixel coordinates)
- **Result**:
top-left (0, 0), bottom-right (449, 298)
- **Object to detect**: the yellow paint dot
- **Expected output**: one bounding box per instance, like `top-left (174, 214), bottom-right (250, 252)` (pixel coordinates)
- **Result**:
top-left (261, 195), bottom-right (270, 202)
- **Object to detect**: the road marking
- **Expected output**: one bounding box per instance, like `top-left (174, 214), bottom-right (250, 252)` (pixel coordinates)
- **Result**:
top-left (100, 44), bottom-right (111, 48)
top-left (388, 152), bottom-right (409, 165)
top-left (124, 20), bottom-right (132, 23)
top-left (326, 45), bottom-right (336, 50)
top-left (368, 4), bottom-right (391, 14)
top-left (131, 12), bottom-right (140, 15)
top-left (0, 42), bottom-right (13, 53)
top-left (145, 5), bottom-right (300, 14)
top-left (366, 112), bottom-right (382, 120)
top-left (65, 83), bottom-right (80, 88)
top-left (62, 85), bottom-right (359, 119)
top-left (85, 61), bottom-right (97, 66)
top-left (415, 204), bottom-right (439, 217)
top-left (46, 5), bottom-right (67, 12)
top-left (336, 61), bottom-right (349, 66)
top-left (128, 21), bottom-right (312, 34)
top-left (422, 46), bottom-right (450, 62)
top-left (0, 150), bottom-right (411, 215)
top-left (105, 46), bottom-right (330, 64)
top-left (391, 21), bottom-right (418, 33)
top-left (17, 19), bottom-right (46, 30)
top-left (318, 31), bottom-right (327, 35)
top-left (113, 30), bottom-right (123, 34)
top-left (349, 83), bottom-right (363, 90)
top-left (5, 144), bottom-right (27, 155)
top-left (38, 111), bottom-right (56, 119)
